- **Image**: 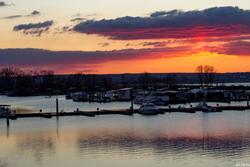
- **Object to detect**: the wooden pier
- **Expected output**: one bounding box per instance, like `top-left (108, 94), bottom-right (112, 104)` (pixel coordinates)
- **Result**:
top-left (2, 105), bottom-right (249, 120)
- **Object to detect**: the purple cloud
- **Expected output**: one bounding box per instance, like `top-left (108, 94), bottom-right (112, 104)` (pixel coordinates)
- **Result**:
top-left (73, 7), bottom-right (250, 40)
top-left (13, 20), bottom-right (54, 36)
top-left (0, 47), bottom-right (190, 73)
top-left (2, 10), bottom-right (41, 20)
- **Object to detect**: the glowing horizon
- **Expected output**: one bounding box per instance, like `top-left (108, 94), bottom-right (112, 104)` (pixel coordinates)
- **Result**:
top-left (1, 1), bottom-right (250, 74)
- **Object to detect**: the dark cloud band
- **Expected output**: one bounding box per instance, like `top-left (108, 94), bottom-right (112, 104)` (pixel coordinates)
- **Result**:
top-left (0, 47), bottom-right (189, 73)
top-left (13, 20), bottom-right (54, 36)
top-left (73, 7), bottom-right (250, 40)
top-left (3, 10), bottom-right (41, 20)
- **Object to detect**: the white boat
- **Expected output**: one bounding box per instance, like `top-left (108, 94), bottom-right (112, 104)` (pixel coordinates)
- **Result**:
top-left (0, 105), bottom-right (9, 118)
top-left (201, 105), bottom-right (217, 112)
top-left (134, 91), bottom-right (169, 106)
top-left (139, 103), bottom-right (159, 115)
top-left (196, 102), bottom-right (218, 112)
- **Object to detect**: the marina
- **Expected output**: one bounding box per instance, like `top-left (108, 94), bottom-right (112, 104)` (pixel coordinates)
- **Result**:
top-left (1, 105), bottom-right (250, 167)
top-left (1, 98), bottom-right (250, 120)
top-left (1, 91), bottom-right (250, 167)
top-left (4, 105), bottom-right (250, 119)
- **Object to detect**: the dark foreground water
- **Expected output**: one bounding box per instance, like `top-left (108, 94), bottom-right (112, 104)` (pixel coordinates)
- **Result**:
top-left (1, 96), bottom-right (250, 167)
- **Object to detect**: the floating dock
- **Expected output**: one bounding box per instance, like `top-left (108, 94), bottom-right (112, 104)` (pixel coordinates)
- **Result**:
top-left (3, 105), bottom-right (249, 120)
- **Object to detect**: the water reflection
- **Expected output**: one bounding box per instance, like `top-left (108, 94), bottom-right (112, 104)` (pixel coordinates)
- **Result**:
top-left (0, 112), bottom-right (250, 167)
top-left (56, 118), bottom-right (59, 138)
top-left (0, 119), bottom-right (10, 138)
top-left (76, 130), bottom-right (250, 158)
top-left (0, 158), bottom-right (8, 167)
top-left (6, 124), bottom-right (9, 138)
top-left (15, 134), bottom-right (56, 163)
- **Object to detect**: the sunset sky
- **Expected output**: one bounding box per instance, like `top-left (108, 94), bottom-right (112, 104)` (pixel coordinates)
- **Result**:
top-left (1, 0), bottom-right (250, 74)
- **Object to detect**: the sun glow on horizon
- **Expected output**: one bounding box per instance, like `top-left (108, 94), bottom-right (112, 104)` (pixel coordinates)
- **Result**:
top-left (1, 2), bottom-right (250, 74)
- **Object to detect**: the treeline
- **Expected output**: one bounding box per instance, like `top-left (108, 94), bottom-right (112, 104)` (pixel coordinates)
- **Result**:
top-left (196, 65), bottom-right (217, 86)
top-left (0, 67), bottom-right (56, 96)
top-left (0, 67), bottom-right (116, 96)
top-left (0, 65), bottom-right (218, 96)
top-left (0, 67), bottom-right (178, 96)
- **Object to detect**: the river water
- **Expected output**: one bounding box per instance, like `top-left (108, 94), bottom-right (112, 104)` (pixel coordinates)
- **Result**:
top-left (0, 96), bottom-right (250, 167)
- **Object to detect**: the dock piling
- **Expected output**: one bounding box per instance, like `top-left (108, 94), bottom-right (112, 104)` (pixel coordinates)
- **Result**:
top-left (6, 109), bottom-right (10, 127)
top-left (56, 98), bottom-right (59, 117)
top-left (130, 89), bottom-right (134, 111)
top-left (247, 96), bottom-right (249, 107)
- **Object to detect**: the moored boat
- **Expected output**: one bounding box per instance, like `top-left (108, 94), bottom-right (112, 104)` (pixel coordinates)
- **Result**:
top-left (139, 103), bottom-right (159, 115)
top-left (0, 105), bottom-right (10, 118)
top-left (196, 102), bottom-right (220, 112)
